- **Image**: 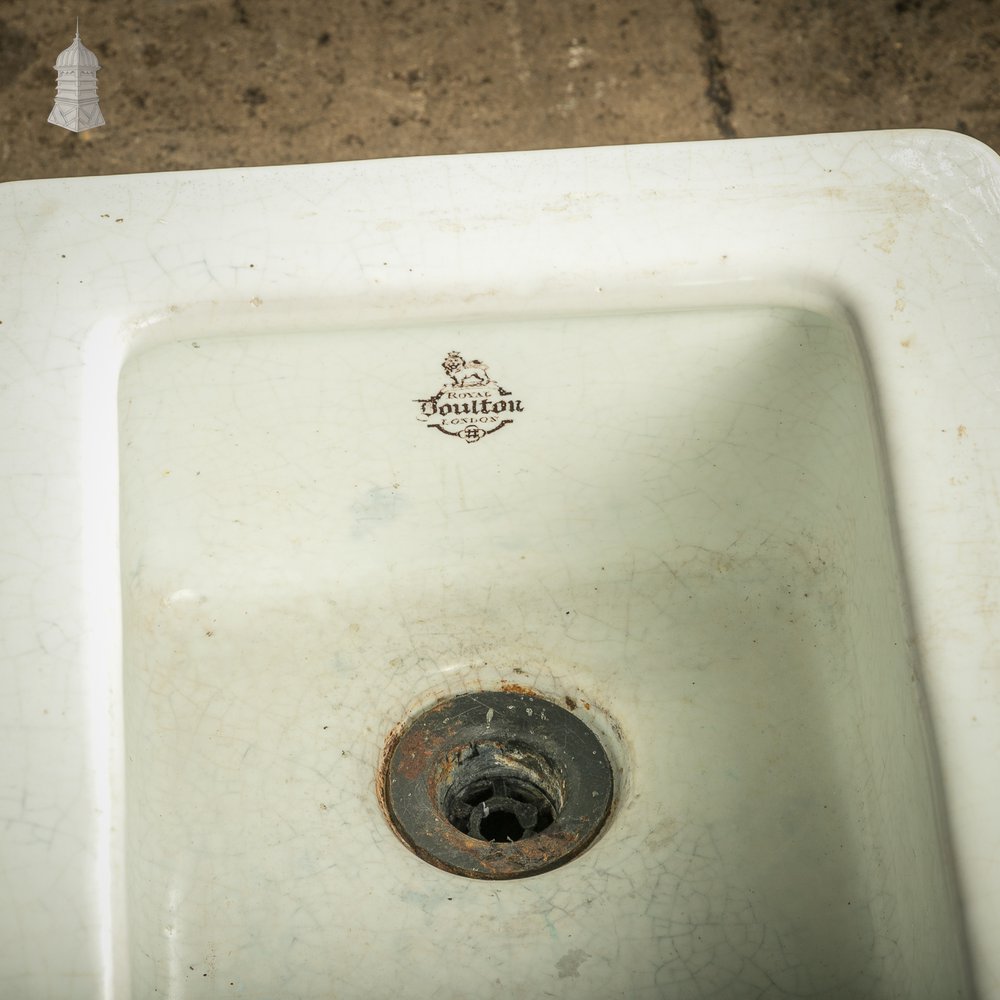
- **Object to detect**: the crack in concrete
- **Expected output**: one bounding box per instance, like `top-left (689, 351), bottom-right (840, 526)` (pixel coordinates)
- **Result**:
top-left (690, 0), bottom-right (736, 139)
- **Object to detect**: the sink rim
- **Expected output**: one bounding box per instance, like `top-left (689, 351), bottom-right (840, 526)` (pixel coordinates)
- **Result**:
top-left (2, 129), bottom-right (999, 997)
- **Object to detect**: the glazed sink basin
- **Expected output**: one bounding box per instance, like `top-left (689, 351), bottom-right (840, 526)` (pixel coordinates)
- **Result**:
top-left (2, 131), bottom-right (999, 999)
top-left (118, 305), bottom-right (964, 999)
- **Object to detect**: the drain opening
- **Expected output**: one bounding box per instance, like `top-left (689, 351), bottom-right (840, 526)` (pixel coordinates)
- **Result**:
top-left (382, 691), bottom-right (614, 879)
top-left (440, 742), bottom-right (561, 842)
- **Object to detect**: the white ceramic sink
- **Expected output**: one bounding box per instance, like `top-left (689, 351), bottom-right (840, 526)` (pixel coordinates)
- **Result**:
top-left (2, 131), bottom-right (999, 999)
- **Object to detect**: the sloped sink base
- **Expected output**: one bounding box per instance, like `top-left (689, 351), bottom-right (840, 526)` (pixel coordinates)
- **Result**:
top-left (119, 304), bottom-right (969, 997)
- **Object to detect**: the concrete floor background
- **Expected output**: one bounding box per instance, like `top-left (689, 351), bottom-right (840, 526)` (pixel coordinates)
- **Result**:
top-left (1, 0), bottom-right (999, 181)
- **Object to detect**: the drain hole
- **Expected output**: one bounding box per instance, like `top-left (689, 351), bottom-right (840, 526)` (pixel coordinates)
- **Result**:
top-left (445, 771), bottom-right (557, 842)
top-left (440, 744), bottom-right (561, 843)
top-left (481, 809), bottom-right (526, 843)
top-left (383, 691), bottom-right (615, 879)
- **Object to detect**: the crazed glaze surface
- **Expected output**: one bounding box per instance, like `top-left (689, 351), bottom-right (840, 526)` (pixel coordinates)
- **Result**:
top-left (1, 131), bottom-right (999, 998)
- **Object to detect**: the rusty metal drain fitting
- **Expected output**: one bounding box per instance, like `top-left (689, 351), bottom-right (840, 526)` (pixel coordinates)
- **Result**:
top-left (382, 691), bottom-right (614, 880)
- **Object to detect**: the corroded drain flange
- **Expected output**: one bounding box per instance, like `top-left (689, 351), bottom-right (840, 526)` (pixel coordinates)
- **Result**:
top-left (382, 691), bottom-right (614, 879)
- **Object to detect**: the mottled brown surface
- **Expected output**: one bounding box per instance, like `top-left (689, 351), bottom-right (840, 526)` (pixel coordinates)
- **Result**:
top-left (2, 0), bottom-right (998, 182)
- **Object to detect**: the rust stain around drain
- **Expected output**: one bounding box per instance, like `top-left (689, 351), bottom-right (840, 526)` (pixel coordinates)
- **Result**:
top-left (408, 825), bottom-right (584, 880)
top-left (374, 720), bottom-right (405, 834)
top-left (396, 726), bottom-right (439, 781)
top-left (498, 680), bottom-right (538, 696)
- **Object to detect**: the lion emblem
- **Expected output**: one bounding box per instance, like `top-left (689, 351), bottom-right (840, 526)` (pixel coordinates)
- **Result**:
top-left (442, 351), bottom-right (492, 388)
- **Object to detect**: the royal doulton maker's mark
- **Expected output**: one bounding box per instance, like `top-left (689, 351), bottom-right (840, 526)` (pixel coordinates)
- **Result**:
top-left (416, 352), bottom-right (524, 444)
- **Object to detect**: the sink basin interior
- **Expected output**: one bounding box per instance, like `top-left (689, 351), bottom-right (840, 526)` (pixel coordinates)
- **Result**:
top-left (118, 304), bottom-right (969, 997)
